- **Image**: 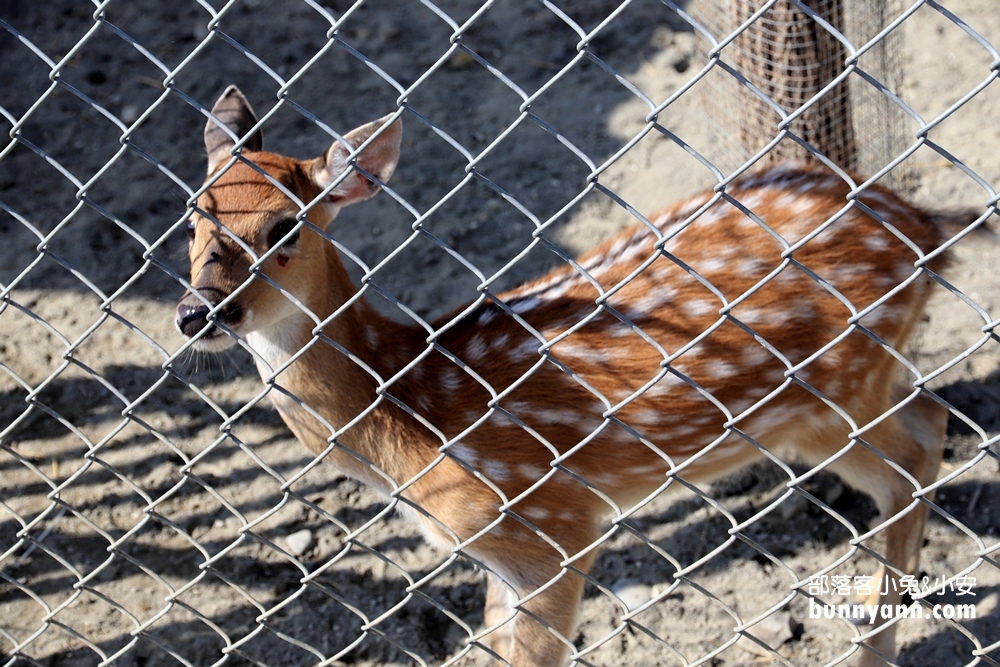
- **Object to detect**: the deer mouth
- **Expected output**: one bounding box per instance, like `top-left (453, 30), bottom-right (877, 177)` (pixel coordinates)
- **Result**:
top-left (175, 289), bottom-right (244, 351)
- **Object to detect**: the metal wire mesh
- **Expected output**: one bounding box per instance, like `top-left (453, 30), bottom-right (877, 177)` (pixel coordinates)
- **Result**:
top-left (1, 1), bottom-right (999, 666)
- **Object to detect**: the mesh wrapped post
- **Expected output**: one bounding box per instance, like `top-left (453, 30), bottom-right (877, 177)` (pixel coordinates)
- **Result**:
top-left (733, 0), bottom-right (855, 166)
top-left (697, 0), bottom-right (909, 182)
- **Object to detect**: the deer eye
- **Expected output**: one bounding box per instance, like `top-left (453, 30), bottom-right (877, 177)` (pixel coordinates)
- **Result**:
top-left (185, 218), bottom-right (196, 241)
top-left (267, 219), bottom-right (300, 249)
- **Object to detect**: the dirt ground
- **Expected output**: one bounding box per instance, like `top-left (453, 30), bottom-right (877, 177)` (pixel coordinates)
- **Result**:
top-left (1, 1), bottom-right (998, 666)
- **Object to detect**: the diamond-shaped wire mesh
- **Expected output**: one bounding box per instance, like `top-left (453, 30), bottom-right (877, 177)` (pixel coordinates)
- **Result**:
top-left (1, 1), bottom-right (998, 666)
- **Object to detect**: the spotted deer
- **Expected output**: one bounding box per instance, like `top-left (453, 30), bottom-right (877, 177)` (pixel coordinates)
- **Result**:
top-left (176, 86), bottom-right (962, 666)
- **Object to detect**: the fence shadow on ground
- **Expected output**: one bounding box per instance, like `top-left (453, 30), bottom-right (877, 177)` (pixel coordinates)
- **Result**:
top-left (3, 359), bottom-right (996, 665)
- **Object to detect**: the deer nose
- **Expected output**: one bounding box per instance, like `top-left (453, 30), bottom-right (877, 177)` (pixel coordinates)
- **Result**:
top-left (175, 299), bottom-right (213, 338)
top-left (175, 288), bottom-right (243, 339)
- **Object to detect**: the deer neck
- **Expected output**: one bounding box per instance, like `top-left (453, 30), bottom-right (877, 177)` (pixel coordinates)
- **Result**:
top-left (245, 243), bottom-right (436, 492)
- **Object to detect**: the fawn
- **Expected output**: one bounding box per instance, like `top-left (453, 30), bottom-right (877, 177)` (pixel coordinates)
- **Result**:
top-left (176, 86), bottom-right (959, 666)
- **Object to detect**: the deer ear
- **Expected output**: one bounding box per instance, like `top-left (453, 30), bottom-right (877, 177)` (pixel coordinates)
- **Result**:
top-left (316, 114), bottom-right (401, 206)
top-left (204, 85), bottom-right (263, 174)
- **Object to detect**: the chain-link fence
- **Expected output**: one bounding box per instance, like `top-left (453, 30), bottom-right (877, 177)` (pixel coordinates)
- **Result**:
top-left (1, 1), bottom-right (999, 666)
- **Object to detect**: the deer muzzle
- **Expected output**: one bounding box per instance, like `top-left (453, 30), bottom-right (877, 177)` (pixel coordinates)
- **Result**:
top-left (175, 287), bottom-right (243, 349)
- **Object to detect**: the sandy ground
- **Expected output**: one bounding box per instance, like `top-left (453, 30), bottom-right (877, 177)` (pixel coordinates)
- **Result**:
top-left (1, 1), bottom-right (998, 666)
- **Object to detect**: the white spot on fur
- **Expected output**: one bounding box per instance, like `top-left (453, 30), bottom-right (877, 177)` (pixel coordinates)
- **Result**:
top-left (863, 234), bottom-right (890, 253)
top-left (770, 192), bottom-right (798, 211)
top-left (509, 338), bottom-right (540, 361)
top-left (791, 198), bottom-right (817, 219)
top-left (439, 368), bottom-right (462, 393)
top-left (692, 256), bottom-right (727, 274)
top-left (449, 443), bottom-right (479, 466)
top-left (689, 414), bottom-right (716, 427)
top-left (414, 392), bottom-right (432, 412)
top-left (620, 239), bottom-right (650, 265)
top-left (736, 257), bottom-right (768, 276)
top-left (482, 459), bottom-right (511, 483)
top-left (835, 263), bottom-right (876, 281)
top-left (503, 399), bottom-right (530, 416)
top-left (511, 297), bottom-right (541, 314)
top-left (628, 461), bottom-right (668, 475)
top-left (518, 463), bottom-right (548, 480)
top-left (556, 341), bottom-right (612, 365)
top-left (702, 360), bottom-right (737, 380)
top-left (729, 396), bottom-right (756, 415)
top-left (489, 332), bottom-right (511, 351)
top-left (775, 268), bottom-right (801, 285)
top-left (734, 307), bottom-right (768, 326)
top-left (697, 204), bottom-right (728, 231)
top-left (534, 279), bottom-right (573, 301)
top-left (654, 423), bottom-right (703, 439)
top-left (465, 334), bottom-right (488, 363)
top-left (628, 409), bottom-right (663, 426)
top-left (487, 411), bottom-right (519, 428)
top-left (478, 308), bottom-right (497, 326)
top-left (529, 405), bottom-right (599, 429)
top-left (645, 372), bottom-right (685, 397)
top-left (576, 418), bottom-right (606, 437)
top-left (861, 307), bottom-right (885, 327)
top-left (819, 348), bottom-right (844, 367)
top-left (608, 324), bottom-right (637, 338)
top-left (736, 192), bottom-right (767, 216)
top-left (743, 345), bottom-right (774, 367)
top-left (822, 378), bottom-right (843, 398)
top-left (588, 471), bottom-right (624, 487)
top-left (621, 286), bottom-right (678, 321)
top-left (684, 299), bottom-right (716, 318)
top-left (521, 506), bottom-right (551, 522)
top-left (610, 428), bottom-right (638, 443)
top-left (583, 231), bottom-right (650, 275)
top-left (746, 403), bottom-right (810, 435)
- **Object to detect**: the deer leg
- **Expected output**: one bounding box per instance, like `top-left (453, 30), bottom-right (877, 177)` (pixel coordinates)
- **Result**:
top-left (479, 534), bottom-right (598, 667)
top-left (483, 574), bottom-right (516, 661)
top-left (835, 391), bottom-right (946, 666)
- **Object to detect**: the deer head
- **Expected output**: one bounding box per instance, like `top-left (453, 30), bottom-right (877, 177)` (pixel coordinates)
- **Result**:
top-left (174, 86), bottom-right (401, 352)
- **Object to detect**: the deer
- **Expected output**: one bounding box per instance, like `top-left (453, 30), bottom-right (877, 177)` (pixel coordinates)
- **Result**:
top-left (175, 85), bottom-right (965, 666)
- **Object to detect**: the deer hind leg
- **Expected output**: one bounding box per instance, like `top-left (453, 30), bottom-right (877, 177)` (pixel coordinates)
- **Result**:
top-left (859, 390), bottom-right (946, 667)
top-left (821, 388), bottom-right (946, 666)
top-left (858, 389), bottom-right (948, 588)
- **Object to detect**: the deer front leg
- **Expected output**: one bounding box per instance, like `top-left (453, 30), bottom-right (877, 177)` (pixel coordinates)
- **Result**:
top-left (477, 525), bottom-right (598, 666)
top-left (483, 574), bottom-right (516, 661)
top-left (485, 565), bottom-right (593, 666)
